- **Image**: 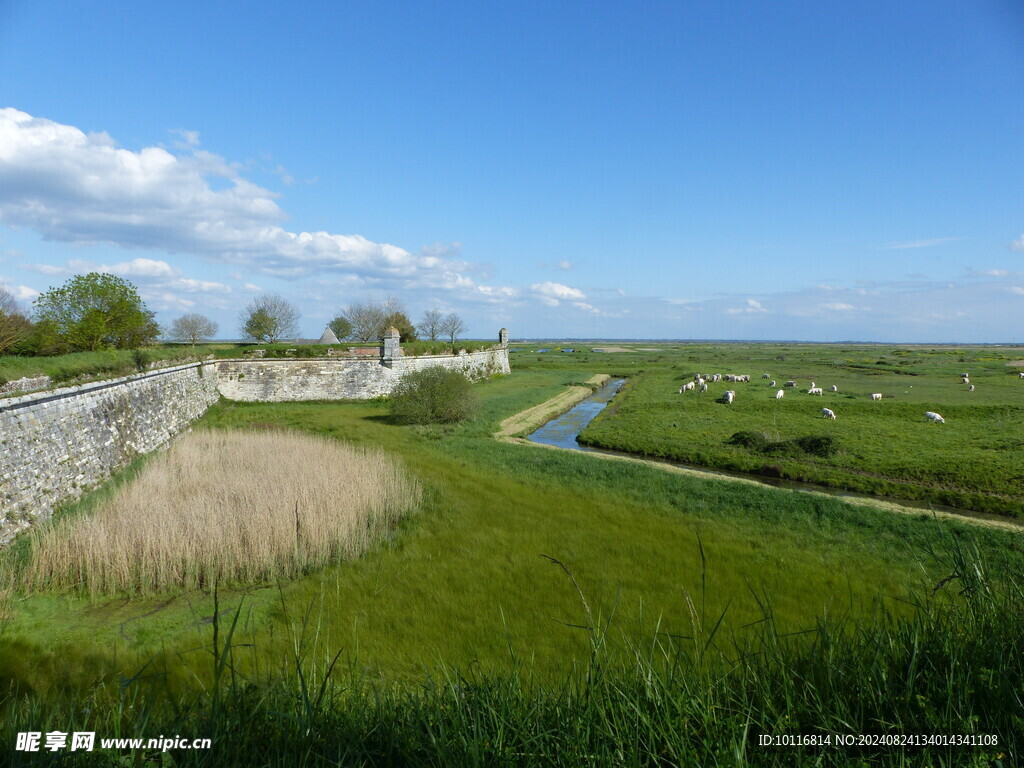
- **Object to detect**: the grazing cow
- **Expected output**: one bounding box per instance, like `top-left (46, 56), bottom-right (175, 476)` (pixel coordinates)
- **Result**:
top-left (822, 408), bottom-right (836, 420)
top-left (712, 374), bottom-right (722, 382)
top-left (925, 411), bottom-right (945, 424)
top-left (963, 378), bottom-right (969, 384)
top-left (769, 380), bottom-right (776, 387)
top-left (785, 381), bottom-right (797, 388)
top-left (1018, 372), bottom-right (1024, 379)
top-left (870, 393), bottom-right (882, 400)
top-left (724, 390), bottom-right (735, 404)
top-left (830, 385), bottom-right (838, 392)
top-left (969, 385), bottom-right (975, 391)
top-left (961, 372), bottom-right (969, 378)
top-left (775, 389), bottom-right (784, 399)
top-left (700, 382), bottom-right (708, 392)
top-left (808, 387), bottom-right (823, 395)
top-left (762, 373), bottom-right (770, 379)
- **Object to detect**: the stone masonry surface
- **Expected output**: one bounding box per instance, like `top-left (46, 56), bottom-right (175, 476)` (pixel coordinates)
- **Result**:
top-left (1, 344), bottom-right (510, 543)
top-left (0, 362), bottom-right (219, 544)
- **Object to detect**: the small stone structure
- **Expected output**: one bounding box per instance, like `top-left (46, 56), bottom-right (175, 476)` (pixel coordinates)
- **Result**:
top-left (318, 326), bottom-right (341, 345)
top-left (0, 332), bottom-right (511, 541)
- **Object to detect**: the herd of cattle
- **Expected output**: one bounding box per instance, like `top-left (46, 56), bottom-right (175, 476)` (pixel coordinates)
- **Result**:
top-left (670, 370), bottom-right (1005, 424)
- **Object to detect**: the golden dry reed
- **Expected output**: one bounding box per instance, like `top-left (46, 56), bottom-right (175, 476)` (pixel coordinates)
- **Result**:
top-left (26, 430), bottom-right (422, 595)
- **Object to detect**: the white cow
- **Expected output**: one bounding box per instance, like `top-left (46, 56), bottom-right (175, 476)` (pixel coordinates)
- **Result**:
top-left (1018, 372), bottom-right (1024, 379)
top-left (830, 385), bottom-right (838, 392)
top-left (785, 381), bottom-right (797, 388)
top-left (775, 389), bottom-right (784, 399)
top-left (808, 387), bottom-right (823, 395)
top-left (962, 378), bottom-right (969, 384)
top-left (769, 380), bottom-right (776, 387)
top-left (700, 382), bottom-right (708, 392)
top-left (870, 393), bottom-right (882, 400)
top-left (925, 411), bottom-right (945, 423)
top-left (969, 385), bottom-right (975, 392)
top-left (822, 408), bottom-right (836, 420)
top-left (724, 390), bottom-right (735, 404)
top-left (762, 373), bottom-right (770, 379)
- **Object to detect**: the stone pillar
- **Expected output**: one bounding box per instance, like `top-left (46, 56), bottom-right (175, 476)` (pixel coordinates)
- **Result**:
top-left (499, 327), bottom-right (509, 348)
top-left (382, 327), bottom-right (401, 367)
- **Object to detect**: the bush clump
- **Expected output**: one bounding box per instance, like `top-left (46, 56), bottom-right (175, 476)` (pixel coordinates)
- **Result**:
top-left (389, 367), bottom-right (480, 424)
top-left (727, 431), bottom-right (839, 458)
top-left (794, 434), bottom-right (840, 458)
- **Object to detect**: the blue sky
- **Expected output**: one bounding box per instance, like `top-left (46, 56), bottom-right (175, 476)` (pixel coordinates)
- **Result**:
top-left (1, 0), bottom-right (1023, 342)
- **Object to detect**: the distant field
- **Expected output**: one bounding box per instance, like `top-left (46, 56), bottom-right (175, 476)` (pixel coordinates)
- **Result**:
top-left (513, 342), bottom-right (1024, 515)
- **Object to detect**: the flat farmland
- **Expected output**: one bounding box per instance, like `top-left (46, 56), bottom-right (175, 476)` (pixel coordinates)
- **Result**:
top-left (567, 343), bottom-right (1024, 516)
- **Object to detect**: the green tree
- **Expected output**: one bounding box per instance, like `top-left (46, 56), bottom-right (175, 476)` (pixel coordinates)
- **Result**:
top-left (0, 286), bottom-right (32, 354)
top-left (383, 310), bottom-right (418, 342)
top-left (239, 294), bottom-right (300, 343)
top-left (389, 367), bottom-right (479, 424)
top-left (32, 273), bottom-right (160, 351)
top-left (328, 314), bottom-right (353, 341)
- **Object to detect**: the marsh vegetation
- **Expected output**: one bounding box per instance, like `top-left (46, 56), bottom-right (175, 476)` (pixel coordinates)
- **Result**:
top-left (22, 430), bottom-right (421, 595)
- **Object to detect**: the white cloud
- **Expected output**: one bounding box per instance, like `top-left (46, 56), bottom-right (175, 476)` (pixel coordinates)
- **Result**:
top-left (882, 237), bottom-right (960, 250)
top-left (1010, 286), bottom-right (1024, 295)
top-left (529, 281), bottom-right (587, 307)
top-left (820, 302), bottom-right (855, 311)
top-left (556, 260), bottom-right (573, 270)
top-left (107, 257), bottom-right (177, 278)
top-left (725, 298), bottom-right (769, 315)
top-left (1012, 235), bottom-right (1024, 251)
top-left (0, 109), bottom-right (509, 299)
top-left (979, 269), bottom-right (1009, 277)
top-left (21, 263), bottom-right (65, 275)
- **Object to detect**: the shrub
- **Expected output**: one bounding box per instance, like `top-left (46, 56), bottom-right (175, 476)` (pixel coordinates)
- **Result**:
top-left (389, 367), bottom-right (480, 424)
top-left (794, 434), bottom-right (840, 458)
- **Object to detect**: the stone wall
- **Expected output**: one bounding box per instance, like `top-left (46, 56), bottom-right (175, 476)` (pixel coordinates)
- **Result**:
top-left (0, 362), bottom-right (219, 543)
top-left (216, 347), bottom-right (510, 402)
top-left (1, 342), bottom-right (510, 542)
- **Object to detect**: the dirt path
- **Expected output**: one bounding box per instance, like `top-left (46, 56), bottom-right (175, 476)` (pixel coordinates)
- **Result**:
top-left (494, 383), bottom-right (1024, 534)
top-left (494, 374), bottom-right (610, 438)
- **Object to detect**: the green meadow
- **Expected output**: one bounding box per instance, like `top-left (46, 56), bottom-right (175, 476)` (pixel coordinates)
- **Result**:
top-left (1, 344), bottom-right (1022, 765)
top-left (562, 343), bottom-right (1024, 516)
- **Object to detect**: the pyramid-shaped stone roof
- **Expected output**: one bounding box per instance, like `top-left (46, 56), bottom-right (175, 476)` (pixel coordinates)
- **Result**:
top-left (318, 327), bottom-right (341, 344)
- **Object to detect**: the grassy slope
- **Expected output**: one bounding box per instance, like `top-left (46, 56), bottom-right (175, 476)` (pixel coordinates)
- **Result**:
top-left (2, 365), bottom-right (1022, 702)
top-left (560, 344), bottom-right (1024, 515)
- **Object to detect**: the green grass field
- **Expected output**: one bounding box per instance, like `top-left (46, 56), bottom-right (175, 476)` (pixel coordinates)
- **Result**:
top-left (530, 343), bottom-right (1024, 515)
top-left (1, 345), bottom-right (1022, 765)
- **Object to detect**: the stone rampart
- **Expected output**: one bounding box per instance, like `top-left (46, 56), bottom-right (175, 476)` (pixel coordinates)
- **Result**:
top-left (1, 341), bottom-right (510, 541)
top-left (216, 347), bottom-right (510, 402)
top-left (0, 362), bottom-right (219, 543)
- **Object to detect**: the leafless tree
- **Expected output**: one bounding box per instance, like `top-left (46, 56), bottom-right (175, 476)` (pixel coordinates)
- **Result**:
top-left (439, 312), bottom-right (467, 345)
top-left (169, 313), bottom-right (218, 346)
top-left (417, 308), bottom-right (444, 341)
top-left (0, 285), bottom-right (30, 354)
top-left (239, 294), bottom-right (300, 343)
top-left (339, 297), bottom-right (412, 341)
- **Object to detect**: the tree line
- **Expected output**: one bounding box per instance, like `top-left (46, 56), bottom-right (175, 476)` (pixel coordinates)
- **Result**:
top-left (0, 272), bottom-right (469, 356)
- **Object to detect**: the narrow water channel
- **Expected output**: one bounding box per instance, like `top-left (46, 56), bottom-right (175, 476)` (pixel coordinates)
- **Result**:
top-left (527, 378), bottom-right (1022, 528)
top-left (528, 378), bottom-right (625, 451)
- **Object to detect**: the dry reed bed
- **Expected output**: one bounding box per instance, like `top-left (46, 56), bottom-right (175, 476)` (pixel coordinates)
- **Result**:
top-left (26, 430), bottom-right (422, 595)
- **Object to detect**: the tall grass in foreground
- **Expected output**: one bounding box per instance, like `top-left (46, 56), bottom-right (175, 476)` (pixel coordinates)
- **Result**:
top-left (1, 534), bottom-right (1019, 766)
top-left (24, 430), bottom-right (421, 595)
